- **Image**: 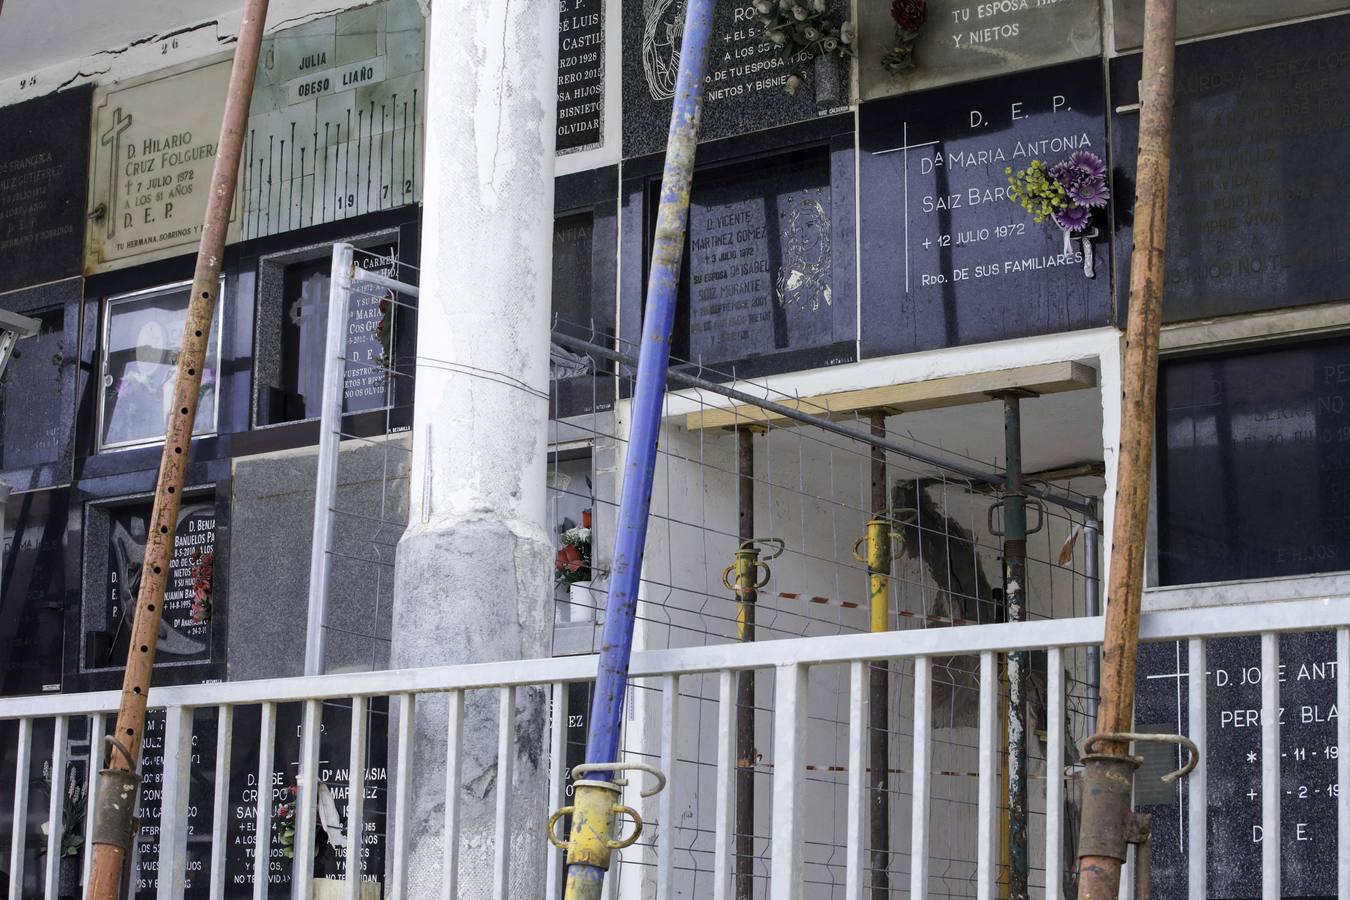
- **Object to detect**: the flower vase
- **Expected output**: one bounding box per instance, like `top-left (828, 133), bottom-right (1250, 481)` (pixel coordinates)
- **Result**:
top-left (58, 856), bottom-right (79, 899)
top-left (568, 580), bottom-right (604, 624)
top-left (813, 53), bottom-right (843, 112)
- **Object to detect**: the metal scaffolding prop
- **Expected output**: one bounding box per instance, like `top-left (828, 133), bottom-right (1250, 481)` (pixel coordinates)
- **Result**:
top-left (86, 3), bottom-right (270, 896)
top-left (1076, 0), bottom-right (1186, 897)
top-left (553, 0), bottom-right (715, 896)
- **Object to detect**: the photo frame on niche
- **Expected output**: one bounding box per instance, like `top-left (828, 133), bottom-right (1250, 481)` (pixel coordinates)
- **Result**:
top-left (95, 280), bottom-right (223, 453)
top-left (620, 118), bottom-right (856, 384)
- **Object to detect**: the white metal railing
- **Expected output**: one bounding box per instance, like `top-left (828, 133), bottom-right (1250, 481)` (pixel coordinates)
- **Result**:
top-left (1, 598), bottom-right (1347, 899)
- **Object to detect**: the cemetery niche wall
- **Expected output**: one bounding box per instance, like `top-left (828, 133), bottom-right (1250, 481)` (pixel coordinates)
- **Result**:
top-left (243, 0), bottom-right (426, 241)
top-left (856, 0), bottom-right (1100, 102)
top-left (1138, 336), bottom-right (1350, 898)
top-left (621, 0), bottom-right (850, 158)
top-left (858, 58), bottom-right (1111, 358)
top-left (1112, 15), bottom-right (1350, 324)
top-left (621, 119), bottom-right (856, 380)
top-left (0, 85), bottom-right (92, 294)
top-left (552, 167), bottom-right (618, 420)
top-left (0, 278), bottom-right (82, 491)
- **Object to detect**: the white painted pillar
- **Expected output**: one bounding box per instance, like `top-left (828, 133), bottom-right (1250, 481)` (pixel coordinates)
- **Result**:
top-left (390, 0), bottom-right (559, 895)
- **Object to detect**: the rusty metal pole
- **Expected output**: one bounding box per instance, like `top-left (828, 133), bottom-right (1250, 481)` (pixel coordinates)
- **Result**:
top-left (86, 3), bottom-right (269, 896)
top-left (866, 411), bottom-right (890, 899)
top-left (1076, 0), bottom-right (1178, 896)
top-left (1000, 394), bottom-right (1030, 900)
top-left (734, 426), bottom-right (757, 900)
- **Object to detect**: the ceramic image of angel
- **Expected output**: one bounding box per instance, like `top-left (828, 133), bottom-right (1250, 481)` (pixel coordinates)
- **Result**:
top-left (775, 195), bottom-right (832, 313)
top-left (642, 0), bottom-right (685, 101)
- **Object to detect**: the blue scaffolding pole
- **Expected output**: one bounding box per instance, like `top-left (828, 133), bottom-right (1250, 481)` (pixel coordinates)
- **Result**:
top-left (554, 0), bottom-right (715, 896)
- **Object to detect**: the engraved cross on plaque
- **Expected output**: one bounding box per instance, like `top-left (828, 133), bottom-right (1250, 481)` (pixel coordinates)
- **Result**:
top-left (100, 107), bottom-right (133, 238)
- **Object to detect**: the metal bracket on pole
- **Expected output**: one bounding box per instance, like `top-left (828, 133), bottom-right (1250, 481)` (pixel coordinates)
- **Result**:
top-left (1078, 731), bottom-right (1197, 863)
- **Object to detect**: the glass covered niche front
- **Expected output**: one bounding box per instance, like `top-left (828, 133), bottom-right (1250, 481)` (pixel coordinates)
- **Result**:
top-left (98, 282), bottom-right (221, 451)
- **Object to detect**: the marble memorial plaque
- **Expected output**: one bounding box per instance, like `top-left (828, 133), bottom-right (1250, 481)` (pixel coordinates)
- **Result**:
top-left (859, 59), bottom-right (1110, 358)
top-left (82, 497), bottom-right (217, 674)
top-left (86, 55), bottom-right (241, 273)
top-left (1137, 634), bottom-right (1339, 898)
top-left (0, 278), bottom-right (81, 490)
top-left (857, 0), bottom-right (1100, 102)
top-left (243, 0), bottom-right (425, 240)
top-left (1112, 17), bottom-right (1350, 323)
top-left (621, 0), bottom-right (850, 158)
top-left (1114, 0), bottom-right (1350, 50)
top-left (557, 0), bottom-right (606, 153)
top-left (0, 85), bottom-right (92, 293)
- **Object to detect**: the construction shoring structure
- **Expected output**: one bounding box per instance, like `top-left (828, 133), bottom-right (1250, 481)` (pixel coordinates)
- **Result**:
top-left (560, 0), bottom-right (716, 896)
top-left (86, 3), bottom-right (269, 896)
top-left (1077, 0), bottom-right (1179, 895)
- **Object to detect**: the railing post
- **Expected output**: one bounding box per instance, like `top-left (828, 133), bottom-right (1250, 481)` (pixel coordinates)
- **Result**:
top-left (562, 0), bottom-right (715, 896)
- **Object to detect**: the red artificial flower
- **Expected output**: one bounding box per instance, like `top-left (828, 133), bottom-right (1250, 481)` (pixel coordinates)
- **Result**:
top-left (277, 804), bottom-right (290, 817)
top-left (555, 543), bottom-right (584, 574)
top-left (890, 0), bottom-right (927, 32)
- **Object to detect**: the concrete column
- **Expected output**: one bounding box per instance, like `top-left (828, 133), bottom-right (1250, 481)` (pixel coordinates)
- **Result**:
top-left (390, 0), bottom-right (558, 894)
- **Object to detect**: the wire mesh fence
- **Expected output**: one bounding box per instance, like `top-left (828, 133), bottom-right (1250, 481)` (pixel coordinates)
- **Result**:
top-left (543, 314), bottom-right (1104, 897)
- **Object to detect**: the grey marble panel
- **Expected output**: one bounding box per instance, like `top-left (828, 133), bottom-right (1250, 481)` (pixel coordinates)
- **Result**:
top-left (226, 437), bottom-right (409, 681)
top-left (858, 0), bottom-right (1100, 102)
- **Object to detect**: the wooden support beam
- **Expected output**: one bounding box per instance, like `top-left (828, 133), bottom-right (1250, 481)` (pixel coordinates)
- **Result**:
top-left (684, 361), bottom-right (1098, 432)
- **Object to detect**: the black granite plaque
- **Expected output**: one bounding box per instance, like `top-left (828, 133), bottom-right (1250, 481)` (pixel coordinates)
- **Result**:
top-left (0, 490), bottom-right (70, 697)
top-left (621, 0), bottom-right (849, 158)
top-left (1140, 339), bottom-right (1350, 897)
top-left (1137, 634), bottom-right (1339, 898)
top-left (0, 86), bottom-right (92, 294)
top-left (1157, 338), bottom-right (1350, 584)
top-left (1112, 17), bottom-right (1350, 324)
top-left (222, 701), bottom-right (389, 894)
top-left (129, 708), bottom-right (218, 898)
top-left (557, 0), bottom-right (605, 153)
top-left (1113, 0), bottom-right (1350, 51)
top-left (622, 130), bottom-right (856, 379)
top-left (267, 243), bottom-right (400, 424)
top-left (859, 59), bottom-right (1110, 358)
top-left (0, 278), bottom-right (81, 491)
top-left (83, 497), bottom-right (217, 673)
top-left (684, 151), bottom-right (843, 365)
